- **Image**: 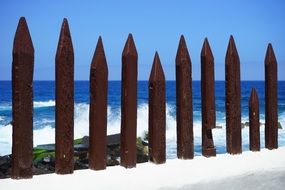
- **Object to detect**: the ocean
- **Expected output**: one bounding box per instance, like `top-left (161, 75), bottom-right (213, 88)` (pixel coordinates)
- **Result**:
top-left (0, 81), bottom-right (285, 158)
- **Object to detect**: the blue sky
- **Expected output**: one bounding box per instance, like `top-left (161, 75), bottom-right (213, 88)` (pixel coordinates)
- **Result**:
top-left (0, 0), bottom-right (284, 80)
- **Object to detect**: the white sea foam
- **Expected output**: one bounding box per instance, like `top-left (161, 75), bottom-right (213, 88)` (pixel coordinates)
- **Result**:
top-left (279, 111), bottom-right (285, 126)
top-left (0, 124), bottom-right (56, 155)
top-left (34, 100), bottom-right (55, 108)
top-left (0, 103), bottom-right (179, 155)
top-left (73, 103), bottom-right (178, 140)
top-left (0, 123), bottom-right (12, 155)
top-left (0, 100), bottom-right (56, 111)
top-left (34, 118), bottom-right (55, 126)
top-left (0, 116), bottom-right (4, 121)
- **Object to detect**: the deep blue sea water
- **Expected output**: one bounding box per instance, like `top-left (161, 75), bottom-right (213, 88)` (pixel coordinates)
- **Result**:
top-left (0, 81), bottom-right (285, 157)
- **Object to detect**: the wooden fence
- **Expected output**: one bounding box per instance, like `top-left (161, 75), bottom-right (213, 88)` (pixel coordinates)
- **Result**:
top-left (9, 17), bottom-right (278, 179)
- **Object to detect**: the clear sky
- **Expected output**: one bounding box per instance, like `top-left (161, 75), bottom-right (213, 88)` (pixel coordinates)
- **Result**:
top-left (0, 0), bottom-right (284, 80)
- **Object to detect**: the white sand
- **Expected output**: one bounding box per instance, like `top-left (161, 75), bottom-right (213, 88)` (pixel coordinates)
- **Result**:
top-left (1, 147), bottom-right (285, 190)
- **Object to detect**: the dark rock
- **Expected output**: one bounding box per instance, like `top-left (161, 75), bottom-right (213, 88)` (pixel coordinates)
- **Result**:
top-left (107, 156), bottom-right (120, 166)
top-left (75, 134), bottom-right (121, 149)
top-left (74, 150), bottom-right (89, 170)
top-left (35, 144), bottom-right (55, 151)
top-left (4, 121), bottom-right (12, 127)
top-left (240, 122), bottom-right (250, 129)
top-left (0, 155), bottom-right (11, 179)
top-left (0, 155), bottom-right (11, 166)
top-left (74, 144), bottom-right (88, 151)
top-left (142, 141), bottom-right (148, 146)
top-left (33, 156), bottom-right (55, 175)
top-left (278, 122), bottom-right (282, 129)
top-left (75, 151), bottom-right (88, 160)
top-left (42, 156), bottom-right (55, 164)
top-left (0, 134), bottom-right (148, 178)
top-left (107, 144), bottom-right (120, 157)
top-left (143, 131), bottom-right (149, 141)
top-left (137, 153), bottom-right (148, 163)
top-left (74, 160), bottom-right (88, 170)
top-left (33, 165), bottom-right (54, 176)
top-left (0, 171), bottom-right (5, 178)
top-left (107, 134), bottom-right (121, 146)
top-left (215, 125), bottom-right (223, 129)
top-left (81, 136), bottom-right (89, 147)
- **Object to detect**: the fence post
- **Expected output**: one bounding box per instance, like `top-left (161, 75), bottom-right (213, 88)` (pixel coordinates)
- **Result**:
top-left (225, 35), bottom-right (242, 154)
top-left (55, 18), bottom-right (74, 174)
top-left (120, 34), bottom-right (138, 168)
top-left (201, 38), bottom-right (216, 157)
top-left (149, 52), bottom-right (166, 164)
top-left (176, 35), bottom-right (193, 159)
top-left (249, 88), bottom-right (260, 151)
top-left (265, 43), bottom-right (278, 149)
top-left (11, 17), bottom-right (34, 179)
top-left (89, 37), bottom-right (108, 170)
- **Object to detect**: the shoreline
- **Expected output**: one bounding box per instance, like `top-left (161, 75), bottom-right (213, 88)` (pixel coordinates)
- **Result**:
top-left (1, 147), bottom-right (285, 190)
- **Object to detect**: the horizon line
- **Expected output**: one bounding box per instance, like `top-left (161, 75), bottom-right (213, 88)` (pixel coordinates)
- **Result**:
top-left (0, 80), bottom-right (285, 82)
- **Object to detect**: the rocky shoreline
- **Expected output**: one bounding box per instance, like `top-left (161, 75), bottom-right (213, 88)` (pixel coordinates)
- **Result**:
top-left (0, 134), bottom-right (149, 179)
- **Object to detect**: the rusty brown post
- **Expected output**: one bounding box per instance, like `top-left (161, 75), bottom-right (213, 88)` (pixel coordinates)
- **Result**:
top-left (149, 52), bottom-right (166, 164)
top-left (265, 43), bottom-right (278, 149)
top-left (11, 17), bottom-right (34, 179)
top-left (225, 35), bottom-right (241, 154)
top-left (249, 88), bottom-right (260, 151)
top-left (89, 36), bottom-right (108, 170)
top-left (201, 38), bottom-right (216, 157)
top-left (120, 34), bottom-right (138, 168)
top-left (176, 35), bottom-right (193, 159)
top-left (55, 18), bottom-right (74, 174)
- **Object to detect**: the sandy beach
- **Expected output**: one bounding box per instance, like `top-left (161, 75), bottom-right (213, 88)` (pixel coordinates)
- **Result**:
top-left (173, 170), bottom-right (285, 190)
top-left (1, 147), bottom-right (285, 190)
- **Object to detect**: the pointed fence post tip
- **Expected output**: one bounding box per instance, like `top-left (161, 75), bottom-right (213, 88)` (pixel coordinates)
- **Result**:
top-left (149, 52), bottom-right (166, 164)
top-left (265, 43), bottom-right (278, 150)
top-left (12, 17), bottom-right (34, 179)
top-left (55, 18), bottom-right (74, 174)
top-left (201, 37), bottom-right (216, 157)
top-left (98, 35), bottom-right (103, 44)
top-left (201, 38), bottom-right (214, 59)
top-left (61, 18), bottom-right (70, 31)
top-left (226, 35), bottom-right (239, 59)
top-left (179, 35), bottom-right (186, 46)
top-left (120, 34), bottom-right (138, 168)
top-left (13, 17), bottom-right (34, 53)
top-left (225, 35), bottom-right (242, 155)
top-left (149, 52), bottom-right (165, 81)
top-left (176, 35), bottom-right (190, 64)
top-left (89, 36), bottom-right (108, 170)
top-left (249, 88), bottom-right (260, 151)
top-left (92, 36), bottom-right (105, 59)
top-left (122, 33), bottom-right (138, 57)
top-left (175, 35), bottom-right (194, 159)
top-left (265, 43), bottom-right (277, 64)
